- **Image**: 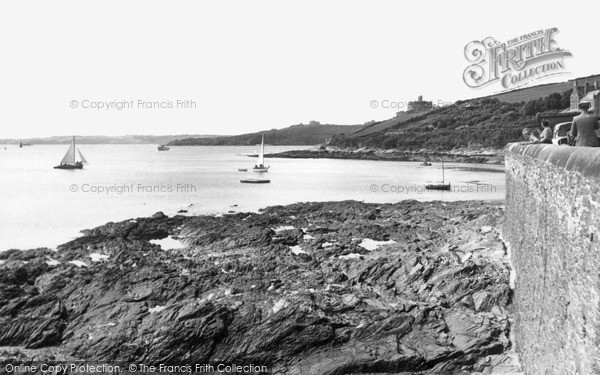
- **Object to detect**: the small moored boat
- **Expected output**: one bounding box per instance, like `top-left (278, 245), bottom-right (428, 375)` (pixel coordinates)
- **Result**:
top-left (238, 168), bottom-right (248, 172)
top-left (158, 145), bottom-right (170, 151)
top-left (253, 135), bottom-right (269, 172)
top-left (425, 160), bottom-right (450, 190)
top-left (240, 179), bottom-right (270, 184)
top-left (425, 182), bottom-right (451, 190)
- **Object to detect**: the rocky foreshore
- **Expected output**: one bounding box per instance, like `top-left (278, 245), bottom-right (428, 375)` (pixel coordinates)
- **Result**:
top-left (0, 200), bottom-right (522, 374)
top-left (265, 147), bottom-right (505, 164)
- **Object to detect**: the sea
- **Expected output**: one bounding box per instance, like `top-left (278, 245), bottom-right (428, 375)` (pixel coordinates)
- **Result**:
top-left (0, 144), bottom-right (506, 251)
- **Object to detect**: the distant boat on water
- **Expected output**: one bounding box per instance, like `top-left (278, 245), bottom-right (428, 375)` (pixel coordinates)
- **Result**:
top-left (421, 162), bottom-right (432, 166)
top-left (241, 179), bottom-right (270, 184)
top-left (54, 136), bottom-right (88, 170)
top-left (253, 135), bottom-right (269, 172)
top-left (238, 168), bottom-right (248, 172)
top-left (425, 159), bottom-right (451, 191)
top-left (158, 145), bottom-right (170, 151)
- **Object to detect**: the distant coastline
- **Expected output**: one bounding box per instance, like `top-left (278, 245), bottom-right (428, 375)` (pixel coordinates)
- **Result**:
top-left (0, 135), bottom-right (218, 145)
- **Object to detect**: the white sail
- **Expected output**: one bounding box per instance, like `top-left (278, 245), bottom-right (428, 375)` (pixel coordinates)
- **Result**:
top-left (78, 148), bottom-right (88, 164)
top-left (60, 139), bottom-right (76, 165)
top-left (257, 135), bottom-right (265, 166)
top-left (59, 136), bottom-right (86, 165)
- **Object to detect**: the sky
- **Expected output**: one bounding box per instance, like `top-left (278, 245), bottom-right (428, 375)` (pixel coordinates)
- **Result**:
top-left (1, 0), bottom-right (599, 138)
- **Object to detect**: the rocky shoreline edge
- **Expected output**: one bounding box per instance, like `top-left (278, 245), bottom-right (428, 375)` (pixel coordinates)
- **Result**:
top-left (0, 200), bottom-right (522, 374)
top-left (264, 147), bottom-right (505, 165)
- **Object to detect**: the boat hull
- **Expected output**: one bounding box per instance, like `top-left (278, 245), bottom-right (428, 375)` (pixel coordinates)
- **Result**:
top-left (425, 183), bottom-right (451, 190)
top-left (253, 167), bottom-right (269, 172)
top-left (241, 179), bottom-right (270, 184)
top-left (54, 164), bottom-right (83, 170)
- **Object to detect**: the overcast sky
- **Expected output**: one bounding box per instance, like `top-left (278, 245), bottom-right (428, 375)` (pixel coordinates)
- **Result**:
top-left (1, 0), bottom-right (598, 138)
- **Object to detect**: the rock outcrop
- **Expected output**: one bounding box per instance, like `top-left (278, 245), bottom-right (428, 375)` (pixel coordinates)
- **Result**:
top-left (0, 201), bottom-right (521, 374)
top-left (265, 148), bottom-right (504, 165)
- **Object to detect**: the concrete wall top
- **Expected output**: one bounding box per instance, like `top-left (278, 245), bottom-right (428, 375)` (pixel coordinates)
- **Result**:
top-left (506, 143), bottom-right (600, 179)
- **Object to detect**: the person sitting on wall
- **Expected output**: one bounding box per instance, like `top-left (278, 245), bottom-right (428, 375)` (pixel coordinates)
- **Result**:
top-left (521, 128), bottom-right (540, 142)
top-left (569, 101), bottom-right (600, 147)
top-left (528, 120), bottom-right (553, 144)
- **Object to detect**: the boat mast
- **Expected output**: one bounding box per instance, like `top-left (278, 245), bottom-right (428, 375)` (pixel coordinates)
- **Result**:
top-left (442, 159), bottom-right (445, 184)
top-left (72, 136), bottom-right (76, 164)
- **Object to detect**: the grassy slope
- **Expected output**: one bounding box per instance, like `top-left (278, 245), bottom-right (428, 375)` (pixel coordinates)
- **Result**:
top-left (346, 111), bottom-right (434, 139)
top-left (330, 99), bottom-right (534, 150)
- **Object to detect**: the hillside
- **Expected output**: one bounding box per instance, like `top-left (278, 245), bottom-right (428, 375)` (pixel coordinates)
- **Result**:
top-left (338, 74), bottom-right (600, 146)
top-left (169, 123), bottom-right (363, 146)
top-left (328, 74), bottom-right (600, 152)
top-left (329, 98), bottom-right (533, 150)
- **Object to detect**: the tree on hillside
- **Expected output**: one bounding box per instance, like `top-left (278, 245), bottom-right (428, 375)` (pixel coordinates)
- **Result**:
top-left (544, 93), bottom-right (562, 111)
top-left (560, 89), bottom-right (572, 109)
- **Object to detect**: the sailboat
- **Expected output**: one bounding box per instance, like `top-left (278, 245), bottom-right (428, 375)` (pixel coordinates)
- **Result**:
top-left (54, 136), bottom-right (88, 169)
top-left (253, 135), bottom-right (269, 172)
top-left (425, 159), bottom-right (451, 190)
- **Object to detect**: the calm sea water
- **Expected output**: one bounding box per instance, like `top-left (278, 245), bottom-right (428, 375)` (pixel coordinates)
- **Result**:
top-left (0, 145), bottom-right (505, 251)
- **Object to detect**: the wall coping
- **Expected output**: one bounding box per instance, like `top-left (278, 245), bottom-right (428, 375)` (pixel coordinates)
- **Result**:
top-left (506, 143), bottom-right (600, 179)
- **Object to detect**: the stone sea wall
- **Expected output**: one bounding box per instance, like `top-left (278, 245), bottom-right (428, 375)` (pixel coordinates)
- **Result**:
top-left (505, 143), bottom-right (600, 374)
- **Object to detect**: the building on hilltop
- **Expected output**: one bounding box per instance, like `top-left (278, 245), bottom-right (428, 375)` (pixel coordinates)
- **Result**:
top-left (407, 95), bottom-right (433, 112)
top-left (569, 80), bottom-right (600, 111)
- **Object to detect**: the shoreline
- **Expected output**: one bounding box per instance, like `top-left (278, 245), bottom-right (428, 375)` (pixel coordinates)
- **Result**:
top-left (264, 147), bottom-right (505, 164)
top-left (0, 199), bottom-right (520, 373)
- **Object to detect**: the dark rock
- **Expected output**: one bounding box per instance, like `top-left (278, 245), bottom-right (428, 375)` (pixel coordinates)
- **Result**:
top-left (0, 200), bottom-right (519, 374)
